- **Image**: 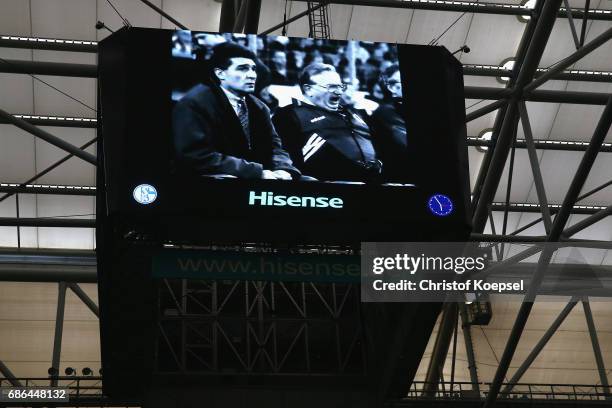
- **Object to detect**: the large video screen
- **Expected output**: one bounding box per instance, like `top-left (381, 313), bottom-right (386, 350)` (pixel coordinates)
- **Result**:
top-left (171, 31), bottom-right (409, 185)
top-left (98, 28), bottom-right (470, 243)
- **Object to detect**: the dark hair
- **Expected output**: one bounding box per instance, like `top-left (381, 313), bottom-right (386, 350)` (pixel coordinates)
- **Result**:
top-left (298, 63), bottom-right (336, 91)
top-left (209, 42), bottom-right (257, 72)
top-left (380, 64), bottom-right (401, 99)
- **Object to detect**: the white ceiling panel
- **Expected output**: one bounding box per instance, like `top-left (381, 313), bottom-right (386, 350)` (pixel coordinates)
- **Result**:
top-left (328, 4), bottom-right (353, 40)
top-left (406, 10), bottom-right (471, 52)
top-left (96, 0), bottom-right (163, 41)
top-left (30, 0), bottom-right (97, 41)
top-left (512, 211), bottom-right (550, 236)
top-left (257, 0), bottom-right (290, 36)
top-left (32, 76), bottom-right (96, 117)
top-left (539, 16), bottom-right (584, 69)
top-left (36, 226), bottom-right (95, 249)
top-left (0, 73), bottom-right (34, 115)
top-left (0, 0), bottom-right (32, 36)
top-left (525, 150), bottom-right (581, 203)
top-left (460, 14), bottom-right (525, 65)
top-left (36, 194), bottom-right (94, 249)
top-left (1, 48), bottom-right (34, 114)
top-left (160, 0), bottom-right (221, 32)
top-left (32, 49), bottom-right (96, 66)
top-left (33, 127), bottom-right (96, 185)
top-left (468, 146), bottom-right (484, 191)
top-left (549, 102), bottom-right (612, 142)
top-left (520, 99), bottom-right (564, 140)
top-left (0, 194), bottom-right (39, 248)
top-left (579, 153), bottom-right (612, 205)
top-left (284, 1), bottom-right (310, 38)
top-left (572, 20), bottom-right (612, 72)
top-left (549, 81), bottom-right (612, 143)
top-left (492, 148), bottom-right (533, 202)
top-left (347, 6), bottom-right (413, 43)
top-left (36, 194), bottom-right (94, 218)
top-left (0, 125), bottom-right (35, 183)
top-left (463, 76), bottom-right (501, 88)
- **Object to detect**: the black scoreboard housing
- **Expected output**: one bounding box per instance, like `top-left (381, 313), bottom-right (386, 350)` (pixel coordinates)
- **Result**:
top-left (97, 27), bottom-right (471, 244)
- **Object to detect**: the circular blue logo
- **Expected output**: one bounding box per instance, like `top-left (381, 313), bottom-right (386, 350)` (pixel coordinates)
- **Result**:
top-left (428, 194), bottom-right (453, 216)
top-left (133, 184), bottom-right (157, 205)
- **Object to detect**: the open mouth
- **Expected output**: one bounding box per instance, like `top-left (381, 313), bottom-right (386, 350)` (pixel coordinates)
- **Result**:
top-left (329, 95), bottom-right (340, 105)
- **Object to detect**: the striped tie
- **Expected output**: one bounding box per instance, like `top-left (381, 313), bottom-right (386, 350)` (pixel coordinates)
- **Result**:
top-left (237, 99), bottom-right (251, 148)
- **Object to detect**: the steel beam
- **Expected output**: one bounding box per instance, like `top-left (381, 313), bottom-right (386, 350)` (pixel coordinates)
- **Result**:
top-left (459, 304), bottom-right (480, 394)
top-left (0, 59), bottom-right (96, 78)
top-left (579, 0), bottom-right (590, 47)
top-left (423, 303), bottom-right (458, 396)
top-left (463, 66), bottom-right (612, 82)
top-left (469, 138), bottom-right (612, 153)
top-left (0, 36), bottom-right (97, 53)
top-left (465, 100), bottom-right (508, 123)
top-left (0, 115), bottom-right (97, 128)
top-left (473, 0), bottom-right (565, 234)
top-left (50, 282), bottom-right (67, 386)
top-left (525, 25), bottom-right (612, 92)
top-left (518, 101), bottom-right (553, 233)
top-left (0, 109), bottom-right (97, 165)
top-left (0, 185), bottom-right (96, 196)
top-left (470, 0), bottom-right (544, 215)
top-left (550, 96), bottom-right (612, 239)
top-left (501, 298), bottom-right (579, 395)
top-left (137, 0), bottom-right (188, 30)
top-left (290, 0), bottom-right (612, 20)
top-left (583, 299), bottom-right (611, 395)
top-left (562, 205), bottom-right (612, 238)
top-left (484, 83), bottom-right (612, 408)
top-left (233, 0), bottom-right (249, 32)
top-left (464, 86), bottom-right (611, 104)
top-left (68, 283), bottom-right (100, 317)
top-left (562, 0), bottom-right (581, 49)
top-left (244, 0), bottom-right (262, 34)
top-left (219, 0), bottom-right (236, 32)
top-left (0, 263), bottom-right (97, 283)
top-left (0, 360), bottom-right (23, 387)
top-left (0, 218), bottom-right (95, 228)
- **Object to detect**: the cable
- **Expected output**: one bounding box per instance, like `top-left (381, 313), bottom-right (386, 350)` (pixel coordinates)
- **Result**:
top-left (104, 0), bottom-right (131, 27)
top-left (0, 58), bottom-right (97, 112)
top-left (429, 12), bottom-right (468, 46)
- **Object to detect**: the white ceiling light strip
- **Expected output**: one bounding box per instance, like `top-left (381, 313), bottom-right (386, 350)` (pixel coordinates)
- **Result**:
top-left (463, 64), bottom-right (612, 77)
top-left (13, 114), bottom-right (97, 123)
top-left (0, 35), bottom-right (97, 45)
top-left (467, 137), bottom-right (612, 149)
top-left (0, 183), bottom-right (96, 191)
top-left (492, 202), bottom-right (606, 210)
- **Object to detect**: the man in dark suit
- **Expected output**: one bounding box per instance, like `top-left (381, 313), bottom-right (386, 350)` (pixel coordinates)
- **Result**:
top-left (370, 64), bottom-right (408, 183)
top-left (173, 42), bottom-right (299, 180)
top-left (272, 63), bottom-right (382, 183)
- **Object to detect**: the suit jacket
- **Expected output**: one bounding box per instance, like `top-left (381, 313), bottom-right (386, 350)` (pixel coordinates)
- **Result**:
top-left (273, 100), bottom-right (380, 182)
top-left (370, 100), bottom-right (408, 182)
top-left (173, 83), bottom-right (299, 179)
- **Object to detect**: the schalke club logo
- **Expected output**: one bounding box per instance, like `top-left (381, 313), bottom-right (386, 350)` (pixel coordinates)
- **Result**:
top-left (133, 184), bottom-right (158, 205)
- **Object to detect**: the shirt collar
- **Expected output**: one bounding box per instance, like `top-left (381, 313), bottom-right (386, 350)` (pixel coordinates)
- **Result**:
top-left (221, 87), bottom-right (246, 106)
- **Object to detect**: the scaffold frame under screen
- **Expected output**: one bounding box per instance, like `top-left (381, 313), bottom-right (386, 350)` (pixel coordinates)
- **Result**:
top-left (98, 27), bottom-right (471, 244)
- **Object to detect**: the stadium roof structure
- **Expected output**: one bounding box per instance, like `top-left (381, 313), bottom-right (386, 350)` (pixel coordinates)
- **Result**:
top-left (0, 1), bottom-right (611, 406)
